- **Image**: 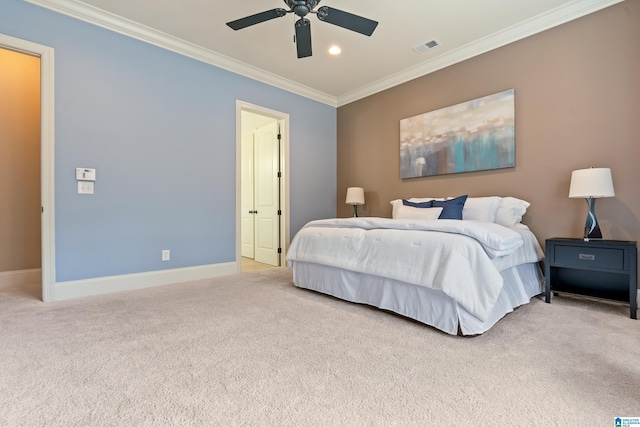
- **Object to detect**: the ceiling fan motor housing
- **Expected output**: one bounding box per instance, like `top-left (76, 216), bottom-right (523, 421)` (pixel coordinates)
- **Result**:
top-left (285, 0), bottom-right (320, 17)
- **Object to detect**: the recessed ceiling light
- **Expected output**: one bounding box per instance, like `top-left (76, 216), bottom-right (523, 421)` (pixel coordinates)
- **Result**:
top-left (329, 45), bottom-right (341, 55)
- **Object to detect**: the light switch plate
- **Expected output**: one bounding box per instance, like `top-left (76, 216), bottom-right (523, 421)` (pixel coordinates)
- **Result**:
top-left (76, 167), bottom-right (96, 181)
top-left (78, 181), bottom-right (94, 194)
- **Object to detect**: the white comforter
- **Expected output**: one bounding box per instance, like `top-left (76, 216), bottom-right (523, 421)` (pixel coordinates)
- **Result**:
top-left (286, 218), bottom-right (542, 322)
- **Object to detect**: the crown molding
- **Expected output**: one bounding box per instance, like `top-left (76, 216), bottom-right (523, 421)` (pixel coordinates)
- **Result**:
top-left (24, 0), bottom-right (338, 107)
top-left (336, 0), bottom-right (624, 106)
top-left (25, 0), bottom-right (622, 109)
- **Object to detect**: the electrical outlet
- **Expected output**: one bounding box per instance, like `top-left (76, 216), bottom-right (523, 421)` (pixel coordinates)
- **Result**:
top-left (77, 181), bottom-right (94, 194)
top-left (162, 250), bottom-right (170, 261)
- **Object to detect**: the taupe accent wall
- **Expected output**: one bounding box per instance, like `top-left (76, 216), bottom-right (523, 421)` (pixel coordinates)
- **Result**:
top-left (338, 2), bottom-right (639, 287)
top-left (0, 47), bottom-right (41, 273)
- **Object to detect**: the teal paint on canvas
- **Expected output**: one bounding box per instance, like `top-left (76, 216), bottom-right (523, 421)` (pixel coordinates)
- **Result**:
top-left (400, 89), bottom-right (515, 178)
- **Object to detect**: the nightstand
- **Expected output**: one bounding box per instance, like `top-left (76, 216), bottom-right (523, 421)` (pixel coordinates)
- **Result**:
top-left (545, 238), bottom-right (637, 319)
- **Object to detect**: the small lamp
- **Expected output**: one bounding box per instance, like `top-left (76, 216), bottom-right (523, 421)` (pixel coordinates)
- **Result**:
top-left (568, 167), bottom-right (615, 240)
top-left (345, 187), bottom-right (365, 217)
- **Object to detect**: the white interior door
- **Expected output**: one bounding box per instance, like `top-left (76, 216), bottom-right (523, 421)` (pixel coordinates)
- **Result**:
top-left (253, 122), bottom-right (280, 266)
top-left (240, 133), bottom-right (254, 258)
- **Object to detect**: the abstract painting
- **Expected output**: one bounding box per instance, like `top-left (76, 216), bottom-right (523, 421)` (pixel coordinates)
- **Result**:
top-left (400, 89), bottom-right (515, 178)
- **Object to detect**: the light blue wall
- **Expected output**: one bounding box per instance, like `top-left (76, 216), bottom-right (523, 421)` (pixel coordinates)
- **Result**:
top-left (1, 0), bottom-right (336, 282)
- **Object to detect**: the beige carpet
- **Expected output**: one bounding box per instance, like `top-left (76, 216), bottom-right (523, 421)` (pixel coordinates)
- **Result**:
top-left (1, 267), bottom-right (638, 426)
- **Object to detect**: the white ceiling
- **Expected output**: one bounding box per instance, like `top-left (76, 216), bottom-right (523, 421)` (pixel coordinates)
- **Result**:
top-left (27, 0), bottom-right (621, 106)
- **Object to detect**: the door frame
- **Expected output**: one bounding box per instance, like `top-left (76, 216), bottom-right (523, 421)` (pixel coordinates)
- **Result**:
top-left (236, 100), bottom-right (290, 270)
top-left (0, 34), bottom-right (56, 301)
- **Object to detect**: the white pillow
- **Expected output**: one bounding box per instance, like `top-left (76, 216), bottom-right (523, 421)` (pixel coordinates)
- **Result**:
top-left (390, 199), bottom-right (403, 219)
top-left (395, 205), bottom-right (443, 220)
top-left (462, 197), bottom-right (501, 222)
top-left (390, 198), bottom-right (443, 219)
top-left (494, 197), bottom-right (530, 227)
top-left (407, 197), bottom-right (444, 203)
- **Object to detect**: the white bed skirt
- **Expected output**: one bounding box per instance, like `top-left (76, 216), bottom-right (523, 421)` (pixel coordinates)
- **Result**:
top-left (292, 262), bottom-right (544, 335)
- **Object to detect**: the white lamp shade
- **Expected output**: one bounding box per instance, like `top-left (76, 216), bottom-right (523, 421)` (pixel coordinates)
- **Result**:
top-left (569, 168), bottom-right (615, 198)
top-left (345, 187), bottom-right (365, 205)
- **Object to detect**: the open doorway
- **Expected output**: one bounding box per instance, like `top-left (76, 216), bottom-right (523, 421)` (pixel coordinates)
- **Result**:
top-left (0, 47), bottom-right (40, 295)
top-left (236, 101), bottom-right (290, 273)
top-left (0, 34), bottom-right (55, 301)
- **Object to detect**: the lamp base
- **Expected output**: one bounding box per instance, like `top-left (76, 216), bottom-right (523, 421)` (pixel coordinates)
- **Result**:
top-left (583, 198), bottom-right (603, 241)
top-left (352, 205), bottom-right (359, 218)
top-left (583, 232), bottom-right (602, 241)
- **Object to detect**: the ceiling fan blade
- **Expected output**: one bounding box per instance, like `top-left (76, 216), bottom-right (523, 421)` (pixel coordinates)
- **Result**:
top-left (226, 8), bottom-right (287, 30)
top-left (316, 6), bottom-right (378, 36)
top-left (295, 18), bottom-right (312, 58)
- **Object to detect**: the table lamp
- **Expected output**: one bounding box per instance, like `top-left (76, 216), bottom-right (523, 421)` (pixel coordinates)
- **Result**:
top-left (345, 187), bottom-right (365, 217)
top-left (568, 167), bottom-right (615, 240)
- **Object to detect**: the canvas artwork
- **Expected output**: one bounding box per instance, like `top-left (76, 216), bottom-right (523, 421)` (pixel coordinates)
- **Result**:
top-left (399, 89), bottom-right (515, 179)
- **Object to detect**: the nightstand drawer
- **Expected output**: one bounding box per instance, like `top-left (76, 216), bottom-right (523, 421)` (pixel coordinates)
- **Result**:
top-left (553, 245), bottom-right (624, 270)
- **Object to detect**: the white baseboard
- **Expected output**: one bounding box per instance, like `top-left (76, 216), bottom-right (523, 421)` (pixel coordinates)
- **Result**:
top-left (0, 268), bottom-right (42, 289)
top-left (53, 262), bottom-right (238, 301)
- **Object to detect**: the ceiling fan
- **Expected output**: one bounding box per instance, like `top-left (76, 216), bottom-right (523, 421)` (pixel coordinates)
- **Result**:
top-left (226, 0), bottom-right (378, 59)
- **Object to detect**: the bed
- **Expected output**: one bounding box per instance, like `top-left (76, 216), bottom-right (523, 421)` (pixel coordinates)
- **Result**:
top-left (285, 196), bottom-right (545, 335)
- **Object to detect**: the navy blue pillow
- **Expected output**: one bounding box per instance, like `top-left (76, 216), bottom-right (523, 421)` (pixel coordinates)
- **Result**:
top-left (402, 199), bottom-right (433, 208)
top-left (431, 195), bottom-right (468, 220)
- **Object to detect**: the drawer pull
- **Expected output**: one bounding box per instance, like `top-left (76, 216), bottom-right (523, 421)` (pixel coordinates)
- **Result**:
top-left (579, 253), bottom-right (595, 261)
